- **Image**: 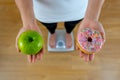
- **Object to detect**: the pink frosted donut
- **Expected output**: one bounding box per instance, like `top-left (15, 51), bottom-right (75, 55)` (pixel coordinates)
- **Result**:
top-left (77, 28), bottom-right (103, 54)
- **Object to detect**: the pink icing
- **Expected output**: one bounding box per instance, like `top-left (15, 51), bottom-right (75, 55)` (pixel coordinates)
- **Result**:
top-left (77, 28), bottom-right (103, 53)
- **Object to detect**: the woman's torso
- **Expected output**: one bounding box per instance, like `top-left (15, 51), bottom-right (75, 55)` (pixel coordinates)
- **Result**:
top-left (33, 0), bottom-right (88, 23)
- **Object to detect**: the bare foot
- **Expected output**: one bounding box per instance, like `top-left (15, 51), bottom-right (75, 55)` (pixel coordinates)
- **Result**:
top-left (49, 33), bottom-right (56, 48)
top-left (66, 33), bottom-right (72, 48)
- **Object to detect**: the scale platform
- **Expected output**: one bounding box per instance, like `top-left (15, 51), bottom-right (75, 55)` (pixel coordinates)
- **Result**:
top-left (48, 29), bottom-right (74, 52)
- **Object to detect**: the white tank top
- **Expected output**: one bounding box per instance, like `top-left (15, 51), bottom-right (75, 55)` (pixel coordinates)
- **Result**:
top-left (33, 0), bottom-right (88, 23)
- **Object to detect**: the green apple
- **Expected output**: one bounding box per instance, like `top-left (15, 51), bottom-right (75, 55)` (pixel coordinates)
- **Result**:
top-left (18, 30), bottom-right (44, 55)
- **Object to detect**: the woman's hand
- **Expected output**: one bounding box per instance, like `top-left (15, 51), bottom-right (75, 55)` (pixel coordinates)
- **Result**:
top-left (16, 25), bottom-right (44, 63)
top-left (76, 18), bottom-right (106, 61)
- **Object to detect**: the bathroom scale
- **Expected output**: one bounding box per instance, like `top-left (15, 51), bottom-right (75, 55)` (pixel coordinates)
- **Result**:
top-left (47, 29), bottom-right (74, 52)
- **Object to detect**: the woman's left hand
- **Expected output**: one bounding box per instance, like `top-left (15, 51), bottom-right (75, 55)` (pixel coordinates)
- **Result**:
top-left (76, 18), bottom-right (106, 61)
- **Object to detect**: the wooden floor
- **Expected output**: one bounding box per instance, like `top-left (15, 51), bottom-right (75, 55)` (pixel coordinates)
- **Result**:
top-left (0, 0), bottom-right (120, 80)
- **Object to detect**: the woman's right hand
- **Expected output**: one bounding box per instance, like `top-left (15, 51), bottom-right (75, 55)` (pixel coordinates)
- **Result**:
top-left (16, 25), bottom-right (44, 63)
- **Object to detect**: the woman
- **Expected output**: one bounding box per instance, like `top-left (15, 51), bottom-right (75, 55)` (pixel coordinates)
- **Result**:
top-left (15, 0), bottom-right (105, 63)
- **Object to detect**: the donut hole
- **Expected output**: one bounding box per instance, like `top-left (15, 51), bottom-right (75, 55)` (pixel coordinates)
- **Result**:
top-left (87, 37), bottom-right (92, 42)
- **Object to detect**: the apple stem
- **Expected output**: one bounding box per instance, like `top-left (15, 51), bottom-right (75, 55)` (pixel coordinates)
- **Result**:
top-left (29, 37), bottom-right (33, 42)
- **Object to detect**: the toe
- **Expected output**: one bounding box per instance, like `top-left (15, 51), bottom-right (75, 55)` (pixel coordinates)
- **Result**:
top-left (66, 33), bottom-right (72, 48)
top-left (49, 33), bottom-right (56, 48)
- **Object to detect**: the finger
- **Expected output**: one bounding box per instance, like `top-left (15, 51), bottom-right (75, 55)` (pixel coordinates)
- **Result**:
top-left (37, 53), bottom-right (43, 60)
top-left (36, 53), bottom-right (41, 60)
top-left (27, 55), bottom-right (32, 63)
top-left (89, 54), bottom-right (95, 61)
top-left (35, 54), bottom-right (38, 60)
top-left (32, 55), bottom-right (36, 63)
top-left (79, 51), bottom-right (89, 61)
top-left (84, 54), bottom-right (89, 62)
top-left (39, 48), bottom-right (44, 59)
top-left (79, 51), bottom-right (85, 58)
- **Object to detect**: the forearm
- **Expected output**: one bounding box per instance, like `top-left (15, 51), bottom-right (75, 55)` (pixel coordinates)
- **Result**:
top-left (84, 0), bottom-right (105, 21)
top-left (15, 0), bottom-right (36, 27)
